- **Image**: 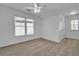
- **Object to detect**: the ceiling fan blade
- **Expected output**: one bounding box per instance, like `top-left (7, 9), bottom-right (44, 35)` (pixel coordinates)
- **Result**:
top-left (34, 3), bottom-right (38, 8)
top-left (25, 7), bottom-right (35, 9)
top-left (38, 7), bottom-right (42, 9)
top-left (34, 8), bottom-right (38, 13)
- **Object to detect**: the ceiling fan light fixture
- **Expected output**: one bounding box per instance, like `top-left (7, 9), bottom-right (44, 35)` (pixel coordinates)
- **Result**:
top-left (69, 10), bottom-right (78, 15)
top-left (37, 9), bottom-right (40, 13)
top-left (34, 8), bottom-right (41, 13)
top-left (25, 3), bottom-right (45, 13)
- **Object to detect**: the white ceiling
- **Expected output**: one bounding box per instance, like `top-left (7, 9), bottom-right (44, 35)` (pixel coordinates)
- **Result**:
top-left (1, 3), bottom-right (79, 19)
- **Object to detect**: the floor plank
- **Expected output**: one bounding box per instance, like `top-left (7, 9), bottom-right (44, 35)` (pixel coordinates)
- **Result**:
top-left (0, 38), bottom-right (79, 56)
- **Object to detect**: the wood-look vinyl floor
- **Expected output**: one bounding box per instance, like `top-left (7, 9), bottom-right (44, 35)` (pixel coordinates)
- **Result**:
top-left (0, 38), bottom-right (79, 56)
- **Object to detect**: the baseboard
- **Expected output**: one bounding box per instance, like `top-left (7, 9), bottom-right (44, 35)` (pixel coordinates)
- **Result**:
top-left (64, 37), bottom-right (79, 40)
top-left (0, 37), bottom-right (41, 48)
top-left (1, 37), bottom-right (78, 48)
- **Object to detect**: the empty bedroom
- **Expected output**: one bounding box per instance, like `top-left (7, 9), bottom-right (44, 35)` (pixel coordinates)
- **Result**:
top-left (0, 3), bottom-right (79, 56)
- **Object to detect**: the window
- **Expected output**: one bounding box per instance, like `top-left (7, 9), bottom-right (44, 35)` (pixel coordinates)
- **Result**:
top-left (15, 16), bottom-right (34, 36)
top-left (15, 16), bottom-right (25, 36)
top-left (26, 19), bottom-right (34, 35)
top-left (71, 20), bottom-right (79, 30)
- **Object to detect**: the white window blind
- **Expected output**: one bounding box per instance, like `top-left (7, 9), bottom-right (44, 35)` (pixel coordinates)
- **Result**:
top-left (26, 19), bottom-right (34, 35)
top-left (15, 16), bottom-right (25, 36)
top-left (71, 20), bottom-right (79, 30)
top-left (14, 16), bottom-right (34, 36)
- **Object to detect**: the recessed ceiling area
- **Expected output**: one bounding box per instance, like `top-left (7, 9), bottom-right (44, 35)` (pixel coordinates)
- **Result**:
top-left (1, 3), bottom-right (79, 19)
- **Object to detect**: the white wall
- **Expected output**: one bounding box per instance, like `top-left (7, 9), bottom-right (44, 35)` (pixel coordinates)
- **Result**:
top-left (41, 12), bottom-right (79, 43)
top-left (0, 5), bottom-right (42, 47)
top-left (58, 15), bottom-right (66, 42)
top-left (41, 12), bottom-right (79, 42)
top-left (41, 15), bottom-right (65, 42)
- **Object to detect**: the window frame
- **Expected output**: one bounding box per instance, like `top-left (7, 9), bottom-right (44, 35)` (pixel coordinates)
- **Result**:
top-left (14, 16), bottom-right (26, 36)
top-left (14, 16), bottom-right (34, 36)
top-left (71, 19), bottom-right (79, 31)
top-left (26, 19), bottom-right (34, 35)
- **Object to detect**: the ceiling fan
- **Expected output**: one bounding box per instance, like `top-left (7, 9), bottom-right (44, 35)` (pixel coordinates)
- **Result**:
top-left (25, 3), bottom-right (45, 13)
